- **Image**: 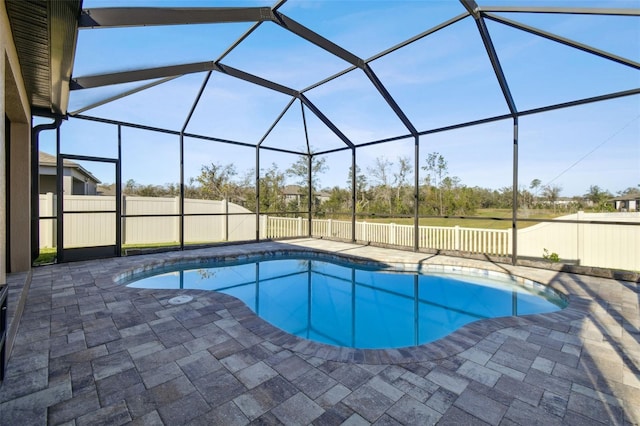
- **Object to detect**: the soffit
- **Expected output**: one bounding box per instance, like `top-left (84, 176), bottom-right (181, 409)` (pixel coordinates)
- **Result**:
top-left (5, 0), bottom-right (81, 115)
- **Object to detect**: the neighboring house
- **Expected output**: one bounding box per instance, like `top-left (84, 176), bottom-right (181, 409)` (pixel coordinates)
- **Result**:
top-left (609, 195), bottom-right (639, 212)
top-left (282, 185), bottom-right (330, 207)
top-left (283, 185), bottom-right (304, 206)
top-left (39, 152), bottom-right (101, 195)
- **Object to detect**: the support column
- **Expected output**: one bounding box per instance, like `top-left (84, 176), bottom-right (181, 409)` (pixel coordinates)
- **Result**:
top-left (351, 147), bottom-right (356, 242)
top-left (511, 116), bottom-right (519, 265)
top-left (414, 135), bottom-right (420, 251)
top-left (8, 122), bottom-right (30, 271)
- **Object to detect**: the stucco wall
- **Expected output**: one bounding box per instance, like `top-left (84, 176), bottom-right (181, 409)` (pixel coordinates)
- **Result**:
top-left (2, 1), bottom-right (33, 274)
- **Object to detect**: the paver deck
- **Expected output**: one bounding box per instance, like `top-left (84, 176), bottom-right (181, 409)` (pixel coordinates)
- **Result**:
top-left (1, 239), bottom-right (638, 425)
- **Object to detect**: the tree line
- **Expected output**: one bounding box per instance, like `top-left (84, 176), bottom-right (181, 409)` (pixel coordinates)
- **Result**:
top-left (113, 152), bottom-right (638, 216)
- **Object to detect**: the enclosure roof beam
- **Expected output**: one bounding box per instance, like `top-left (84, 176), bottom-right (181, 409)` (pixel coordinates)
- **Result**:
top-left (79, 7), bottom-right (274, 28)
top-left (461, 0), bottom-right (518, 115)
top-left (69, 77), bottom-right (178, 115)
top-left (71, 62), bottom-right (218, 90)
top-left (300, 11), bottom-right (469, 94)
top-left (366, 12), bottom-right (470, 63)
top-left (299, 94), bottom-right (354, 149)
top-left (257, 98), bottom-right (297, 147)
top-left (477, 6), bottom-right (640, 16)
top-left (271, 11), bottom-right (363, 68)
top-left (181, 72), bottom-right (212, 133)
top-left (215, 0), bottom-right (287, 63)
top-left (460, 0), bottom-right (481, 18)
top-left (70, 61), bottom-right (299, 97)
top-left (485, 13), bottom-right (640, 70)
top-left (270, 12), bottom-right (419, 136)
top-left (362, 64), bottom-right (418, 136)
top-left (215, 64), bottom-right (299, 97)
top-left (517, 87), bottom-right (640, 117)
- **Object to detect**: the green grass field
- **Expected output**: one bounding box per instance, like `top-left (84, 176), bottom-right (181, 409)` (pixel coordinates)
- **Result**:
top-left (357, 209), bottom-right (563, 230)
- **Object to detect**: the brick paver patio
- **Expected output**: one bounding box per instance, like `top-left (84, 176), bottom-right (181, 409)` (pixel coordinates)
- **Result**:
top-left (1, 239), bottom-right (638, 425)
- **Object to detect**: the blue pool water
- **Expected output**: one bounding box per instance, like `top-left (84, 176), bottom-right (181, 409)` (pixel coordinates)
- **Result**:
top-left (125, 256), bottom-right (566, 349)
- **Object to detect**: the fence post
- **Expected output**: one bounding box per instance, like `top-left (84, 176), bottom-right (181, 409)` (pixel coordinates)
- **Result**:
top-left (389, 223), bottom-right (396, 245)
top-left (260, 215), bottom-right (267, 239)
top-left (327, 219), bottom-right (332, 237)
top-left (577, 210), bottom-right (584, 266)
top-left (222, 199), bottom-right (229, 241)
top-left (297, 217), bottom-right (303, 236)
top-left (122, 195), bottom-right (127, 245)
top-left (174, 196), bottom-right (181, 244)
top-left (507, 228), bottom-right (513, 256)
top-left (44, 192), bottom-right (55, 248)
top-left (454, 225), bottom-right (460, 251)
top-left (362, 221), bottom-right (367, 242)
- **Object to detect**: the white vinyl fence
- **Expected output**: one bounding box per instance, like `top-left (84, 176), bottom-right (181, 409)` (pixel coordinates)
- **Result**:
top-left (264, 213), bottom-right (639, 271)
top-left (39, 194), bottom-right (256, 248)
top-left (39, 194), bottom-right (639, 271)
top-left (265, 217), bottom-right (512, 256)
top-left (517, 212), bottom-right (639, 272)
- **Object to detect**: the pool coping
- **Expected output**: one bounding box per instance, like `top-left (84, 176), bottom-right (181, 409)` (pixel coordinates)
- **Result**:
top-left (102, 241), bottom-right (589, 365)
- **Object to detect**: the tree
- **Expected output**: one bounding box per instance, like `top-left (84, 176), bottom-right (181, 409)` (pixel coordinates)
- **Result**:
top-left (122, 179), bottom-right (174, 197)
top-left (542, 184), bottom-right (562, 212)
top-left (322, 186), bottom-right (350, 214)
top-left (423, 152), bottom-right (448, 215)
top-left (518, 186), bottom-right (535, 210)
top-left (346, 164), bottom-right (368, 212)
top-left (194, 162), bottom-right (239, 201)
top-left (496, 186), bottom-right (513, 209)
top-left (618, 185), bottom-right (640, 196)
top-left (368, 157), bottom-right (393, 213)
top-left (286, 154), bottom-right (328, 210)
top-left (584, 185), bottom-right (612, 211)
top-left (529, 178), bottom-right (541, 193)
top-left (393, 156), bottom-right (412, 214)
top-left (260, 163), bottom-right (286, 212)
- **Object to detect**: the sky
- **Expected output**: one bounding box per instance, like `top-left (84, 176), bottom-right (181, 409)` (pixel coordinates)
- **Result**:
top-left (37, 0), bottom-right (640, 197)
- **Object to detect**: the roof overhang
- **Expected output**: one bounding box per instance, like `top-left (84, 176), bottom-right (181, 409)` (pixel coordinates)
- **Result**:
top-left (5, 0), bottom-right (82, 116)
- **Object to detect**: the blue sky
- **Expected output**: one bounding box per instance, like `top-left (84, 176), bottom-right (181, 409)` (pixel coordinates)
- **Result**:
top-left (39, 0), bottom-right (639, 197)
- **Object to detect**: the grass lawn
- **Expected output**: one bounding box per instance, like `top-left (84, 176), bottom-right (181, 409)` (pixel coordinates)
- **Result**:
top-left (362, 209), bottom-right (564, 230)
top-left (34, 241), bottom-right (216, 265)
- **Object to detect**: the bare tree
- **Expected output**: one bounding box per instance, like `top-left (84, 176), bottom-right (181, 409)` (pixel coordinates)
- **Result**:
top-left (347, 164), bottom-right (368, 211)
top-left (393, 156), bottom-right (411, 213)
top-left (368, 157), bottom-right (393, 212)
top-left (423, 152), bottom-right (448, 215)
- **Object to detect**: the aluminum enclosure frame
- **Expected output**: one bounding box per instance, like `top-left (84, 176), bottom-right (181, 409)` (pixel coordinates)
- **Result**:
top-left (35, 0), bottom-right (640, 265)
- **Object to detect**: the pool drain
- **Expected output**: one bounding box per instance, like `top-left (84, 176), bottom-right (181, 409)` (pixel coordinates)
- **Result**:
top-left (168, 295), bottom-right (193, 305)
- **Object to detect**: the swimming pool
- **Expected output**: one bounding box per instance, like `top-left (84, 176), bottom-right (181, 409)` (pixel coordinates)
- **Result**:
top-left (125, 255), bottom-right (566, 349)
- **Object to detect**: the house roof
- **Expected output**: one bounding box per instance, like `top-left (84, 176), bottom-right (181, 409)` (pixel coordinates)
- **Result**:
top-left (610, 194), bottom-right (640, 201)
top-left (39, 151), bottom-right (101, 184)
top-left (282, 185), bottom-right (303, 196)
top-left (282, 185), bottom-right (330, 198)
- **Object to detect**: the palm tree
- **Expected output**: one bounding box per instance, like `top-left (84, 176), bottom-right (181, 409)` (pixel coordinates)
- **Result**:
top-left (543, 184), bottom-right (562, 212)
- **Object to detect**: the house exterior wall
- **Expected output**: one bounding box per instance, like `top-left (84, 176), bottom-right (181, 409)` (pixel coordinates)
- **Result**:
top-left (2, 0), bottom-right (33, 277)
top-left (40, 165), bottom-right (99, 196)
top-left (615, 199), bottom-right (638, 212)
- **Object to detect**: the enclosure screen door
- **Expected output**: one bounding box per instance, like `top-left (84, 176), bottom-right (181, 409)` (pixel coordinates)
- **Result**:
top-left (57, 154), bottom-right (121, 262)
